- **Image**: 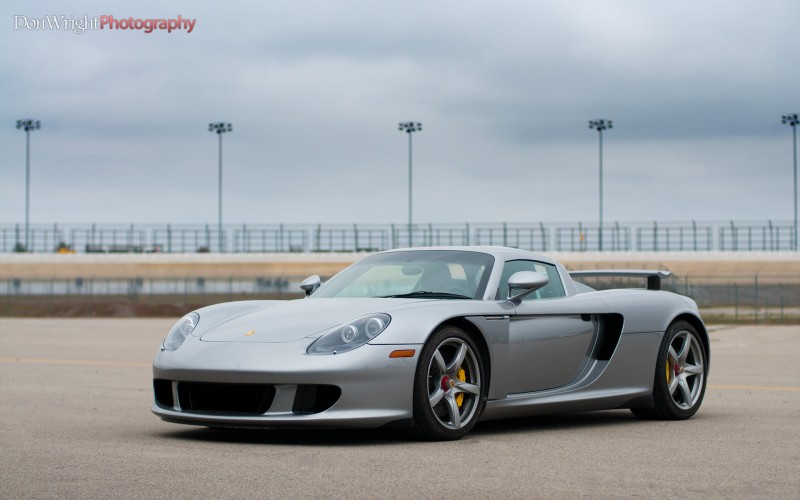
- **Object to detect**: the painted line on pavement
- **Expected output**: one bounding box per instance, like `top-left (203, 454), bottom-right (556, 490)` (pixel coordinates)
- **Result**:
top-left (708, 384), bottom-right (800, 392)
top-left (0, 357), bottom-right (149, 368)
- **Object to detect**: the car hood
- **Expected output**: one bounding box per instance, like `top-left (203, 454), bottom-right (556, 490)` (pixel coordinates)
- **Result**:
top-left (198, 298), bottom-right (426, 343)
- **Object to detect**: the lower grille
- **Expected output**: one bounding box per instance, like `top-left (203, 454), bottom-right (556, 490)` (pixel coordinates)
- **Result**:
top-left (177, 382), bottom-right (276, 415)
top-left (153, 380), bottom-right (341, 415)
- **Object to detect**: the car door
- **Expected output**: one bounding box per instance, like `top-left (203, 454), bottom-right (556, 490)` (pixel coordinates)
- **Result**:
top-left (498, 260), bottom-right (609, 394)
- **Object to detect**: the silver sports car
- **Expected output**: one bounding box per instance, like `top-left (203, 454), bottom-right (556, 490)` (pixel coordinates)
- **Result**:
top-left (152, 246), bottom-right (708, 440)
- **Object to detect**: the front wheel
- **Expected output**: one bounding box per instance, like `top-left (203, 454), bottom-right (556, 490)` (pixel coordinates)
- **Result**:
top-left (412, 326), bottom-right (486, 440)
top-left (632, 320), bottom-right (707, 420)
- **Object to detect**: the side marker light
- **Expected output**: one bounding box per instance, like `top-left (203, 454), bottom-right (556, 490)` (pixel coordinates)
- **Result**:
top-left (389, 349), bottom-right (416, 358)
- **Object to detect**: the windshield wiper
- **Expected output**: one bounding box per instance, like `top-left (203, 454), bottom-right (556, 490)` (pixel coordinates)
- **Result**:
top-left (377, 291), bottom-right (472, 299)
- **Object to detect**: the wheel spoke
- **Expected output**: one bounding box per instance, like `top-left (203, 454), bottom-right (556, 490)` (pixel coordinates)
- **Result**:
top-left (678, 377), bottom-right (692, 405)
top-left (429, 387), bottom-right (445, 407)
top-left (454, 381), bottom-right (480, 395)
top-left (447, 342), bottom-right (468, 373)
top-left (676, 333), bottom-right (691, 363)
top-left (432, 350), bottom-right (447, 374)
top-left (444, 394), bottom-right (462, 428)
top-left (668, 345), bottom-right (679, 366)
top-left (684, 363), bottom-right (704, 375)
top-left (668, 374), bottom-right (680, 395)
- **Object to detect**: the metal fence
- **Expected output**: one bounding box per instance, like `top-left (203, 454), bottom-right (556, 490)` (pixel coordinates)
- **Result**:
top-left (2, 276), bottom-right (298, 298)
top-left (1, 220), bottom-right (796, 254)
top-left (0, 276), bottom-right (303, 317)
top-left (2, 273), bottom-right (797, 322)
top-left (548, 273), bottom-right (800, 323)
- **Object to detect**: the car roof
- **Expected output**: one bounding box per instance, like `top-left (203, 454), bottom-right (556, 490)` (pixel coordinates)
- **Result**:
top-left (377, 246), bottom-right (559, 266)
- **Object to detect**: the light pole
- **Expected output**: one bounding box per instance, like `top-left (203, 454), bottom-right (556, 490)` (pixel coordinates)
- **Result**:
top-left (16, 119), bottom-right (41, 252)
top-left (589, 119), bottom-right (612, 251)
top-left (208, 122), bottom-right (232, 253)
top-left (398, 121), bottom-right (422, 247)
top-left (783, 113), bottom-right (798, 251)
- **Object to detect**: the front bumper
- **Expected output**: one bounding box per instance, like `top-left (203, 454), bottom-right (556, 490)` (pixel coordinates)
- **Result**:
top-left (152, 339), bottom-right (420, 429)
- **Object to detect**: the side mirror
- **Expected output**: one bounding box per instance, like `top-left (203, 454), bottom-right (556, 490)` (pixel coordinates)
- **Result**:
top-left (300, 275), bottom-right (321, 296)
top-left (507, 271), bottom-right (549, 302)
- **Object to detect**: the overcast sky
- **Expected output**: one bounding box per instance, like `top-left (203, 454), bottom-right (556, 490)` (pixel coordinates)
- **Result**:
top-left (1, 1), bottom-right (798, 227)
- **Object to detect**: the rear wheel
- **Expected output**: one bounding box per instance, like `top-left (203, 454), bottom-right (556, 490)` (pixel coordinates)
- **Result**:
top-left (632, 320), bottom-right (707, 420)
top-left (412, 326), bottom-right (485, 440)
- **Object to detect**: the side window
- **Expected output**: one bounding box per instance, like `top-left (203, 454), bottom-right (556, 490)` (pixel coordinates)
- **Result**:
top-left (496, 260), bottom-right (566, 301)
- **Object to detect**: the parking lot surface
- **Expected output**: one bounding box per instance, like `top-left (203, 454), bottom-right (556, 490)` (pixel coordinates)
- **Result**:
top-left (1, 319), bottom-right (798, 499)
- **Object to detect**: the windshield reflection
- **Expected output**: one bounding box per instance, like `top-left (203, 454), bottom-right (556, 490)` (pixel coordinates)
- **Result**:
top-left (310, 250), bottom-right (495, 300)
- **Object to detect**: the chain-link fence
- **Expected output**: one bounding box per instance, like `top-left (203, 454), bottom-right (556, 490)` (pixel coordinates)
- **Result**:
top-left (2, 273), bottom-right (797, 322)
top-left (0, 276), bottom-right (305, 317)
top-left (572, 273), bottom-right (799, 324)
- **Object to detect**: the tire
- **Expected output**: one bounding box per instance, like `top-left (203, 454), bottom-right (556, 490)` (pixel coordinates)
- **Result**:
top-left (632, 320), bottom-right (707, 420)
top-left (412, 326), bottom-right (486, 440)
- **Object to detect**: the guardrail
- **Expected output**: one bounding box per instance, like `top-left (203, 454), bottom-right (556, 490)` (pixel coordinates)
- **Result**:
top-left (1, 220), bottom-right (796, 253)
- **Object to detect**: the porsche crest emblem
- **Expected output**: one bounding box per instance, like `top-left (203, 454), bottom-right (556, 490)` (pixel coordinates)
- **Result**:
top-left (245, 330), bottom-right (256, 337)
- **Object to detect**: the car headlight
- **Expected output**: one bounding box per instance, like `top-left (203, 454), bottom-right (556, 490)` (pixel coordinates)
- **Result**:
top-left (161, 312), bottom-right (200, 351)
top-left (307, 313), bottom-right (391, 355)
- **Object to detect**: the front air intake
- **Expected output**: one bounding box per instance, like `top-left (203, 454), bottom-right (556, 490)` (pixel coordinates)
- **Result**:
top-left (177, 382), bottom-right (276, 415)
top-left (292, 385), bottom-right (341, 414)
top-left (153, 379), bottom-right (174, 408)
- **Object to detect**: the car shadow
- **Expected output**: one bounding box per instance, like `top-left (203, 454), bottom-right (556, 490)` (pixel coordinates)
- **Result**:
top-left (155, 426), bottom-right (410, 446)
top-left (472, 410), bottom-right (640, 436)
top-left (153, 410), bottom-right (642, 445)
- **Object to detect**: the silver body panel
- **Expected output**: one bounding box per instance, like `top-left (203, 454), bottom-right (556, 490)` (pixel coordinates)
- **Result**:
top-left (152, 246), bottom-right (707, 429)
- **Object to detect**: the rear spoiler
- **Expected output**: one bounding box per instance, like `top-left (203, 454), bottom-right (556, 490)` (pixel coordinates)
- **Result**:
top-left (568, 270), bottom-right (672, 291)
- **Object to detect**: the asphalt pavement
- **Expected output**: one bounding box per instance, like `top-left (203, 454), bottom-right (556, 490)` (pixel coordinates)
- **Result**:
top-left (1, 319), bottom-right (798, 499)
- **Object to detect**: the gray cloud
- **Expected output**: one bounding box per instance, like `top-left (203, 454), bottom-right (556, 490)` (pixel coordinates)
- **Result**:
top-left (1, 0), bottom-right (798, 227)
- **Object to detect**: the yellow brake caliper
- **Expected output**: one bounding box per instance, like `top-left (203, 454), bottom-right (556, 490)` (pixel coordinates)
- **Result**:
top-left (666, 359), bottom-right (671, 384)
top-left (455, 368), bottom-right (466, 407)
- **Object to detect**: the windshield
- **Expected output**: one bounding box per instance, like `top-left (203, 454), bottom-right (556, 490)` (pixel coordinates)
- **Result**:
top-left (310, 250), bottom-right (495, 299)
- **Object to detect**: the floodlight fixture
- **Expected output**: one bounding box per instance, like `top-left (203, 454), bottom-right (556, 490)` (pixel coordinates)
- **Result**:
top-left (782, 114), bottom-right (798, 250)
top-left (589, 118), bottom-right (613, 251)
top-left (398, 122), bottom-right (423, 246)
top-left (16, 119), bottom-right (42, 251)
top-left (399, 122), bottom-right (422, 133)
top-left (589, 119), bottom-right (613, 131)
top-left (208, 122), bottom-right (233, 252)
top-left (210, 122), bottom-right (233, 134)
